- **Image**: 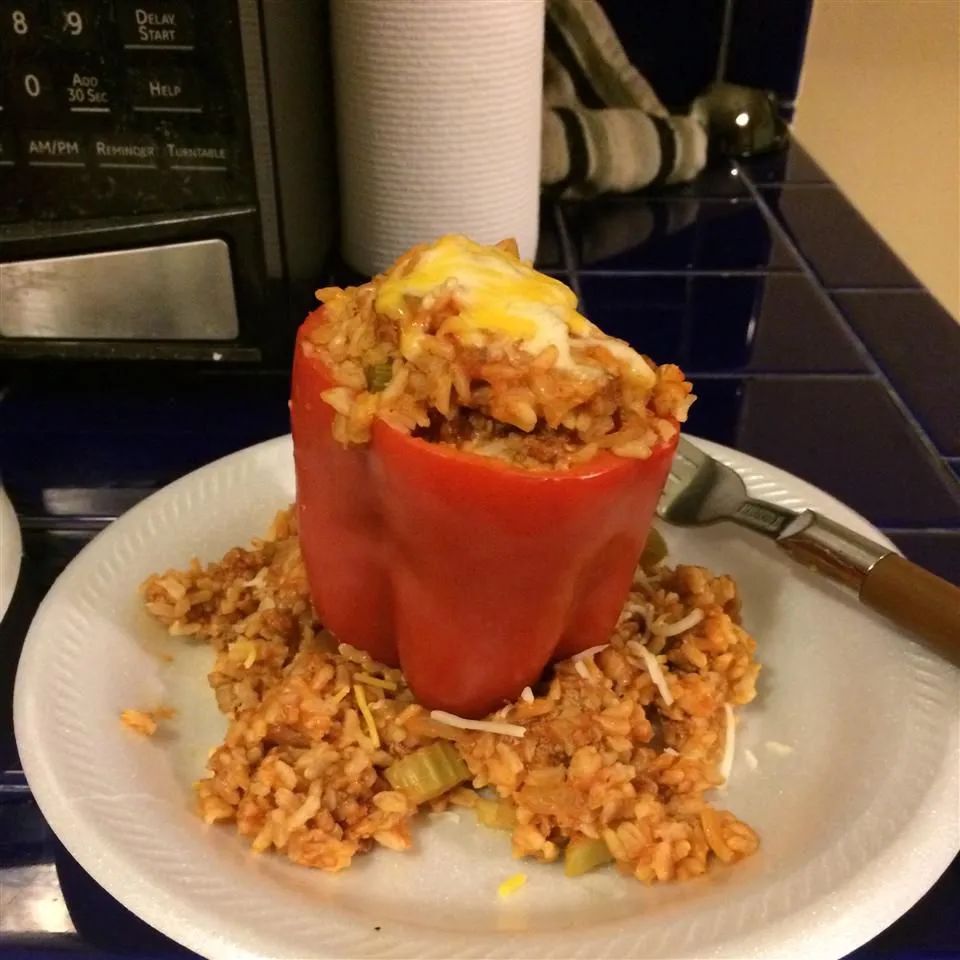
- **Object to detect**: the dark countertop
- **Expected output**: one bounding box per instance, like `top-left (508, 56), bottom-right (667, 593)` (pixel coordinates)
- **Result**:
top-left (1, 141), bottom-right (958, 958)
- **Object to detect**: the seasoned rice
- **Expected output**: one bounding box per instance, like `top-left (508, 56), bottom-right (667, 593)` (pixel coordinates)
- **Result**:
top-left (120, 709), bottom-right (158, 736)
top-left (142, 508), bottom-right (760, 882)
top-left (119, 706), bottom-right (175, 736)
top-left (309, 236), bottom-right (694, 469)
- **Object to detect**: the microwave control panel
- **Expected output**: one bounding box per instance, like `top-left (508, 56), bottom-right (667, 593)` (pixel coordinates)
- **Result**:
top-left (0, 0), bottom-right (257, 222)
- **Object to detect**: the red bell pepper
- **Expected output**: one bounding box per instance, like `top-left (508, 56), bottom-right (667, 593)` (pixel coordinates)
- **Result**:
top-left (290, 308), bottom-right (677, 718)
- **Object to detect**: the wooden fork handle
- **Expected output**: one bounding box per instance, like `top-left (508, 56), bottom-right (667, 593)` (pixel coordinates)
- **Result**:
top-left (777, 509), bottom-right (960, 664)
top-left (860, 554), bottom-right (960, 662)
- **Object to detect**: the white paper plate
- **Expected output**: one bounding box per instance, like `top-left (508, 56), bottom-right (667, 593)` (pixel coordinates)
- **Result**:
top-left (14, 436), bottom-right (959, 960)
top-left (0, 485), bottom-right (23, 625)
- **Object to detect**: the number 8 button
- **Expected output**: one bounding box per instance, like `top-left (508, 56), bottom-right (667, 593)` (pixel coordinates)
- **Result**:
top-left (0, 0), bottom-right (42, 49)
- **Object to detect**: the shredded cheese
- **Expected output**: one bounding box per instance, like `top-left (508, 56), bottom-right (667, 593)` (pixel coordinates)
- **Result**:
top-left (663, 746), bottom-right (679, 757)
top-left (353, 684), bottom-right (380, 748)
top-left (572, 644), bottom-right (608, 662)
top-left (629, 641), bottom-right (674, 706)
top-left (718, 703), bottom-right (735, 784)
top-left (354, 672), bottom-right (398, 691)
top-left (331, 686), bottom-right (350, 704)
top-left (618, 600), bottom-right (650, 626)
top-left (653, 607), bottom-right (705, 637)
top-left (520, 686), bottom-right (534, 703)
top-left (744, 748), bottom-right (759, 771)
top-left (337, 642), bottom-right (369, 663)
top-left (765, 740), bottom-right (794, 756)
top-left (430, 710), bottom-right (526, 738)
top-left (574, 660), bottom-right (591, 681)
top-left (497, 873), bottom-right (528, 898)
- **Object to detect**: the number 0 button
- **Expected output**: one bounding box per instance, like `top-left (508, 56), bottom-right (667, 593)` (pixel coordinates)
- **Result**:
top-left (10, 63), bottom-right (56, 115)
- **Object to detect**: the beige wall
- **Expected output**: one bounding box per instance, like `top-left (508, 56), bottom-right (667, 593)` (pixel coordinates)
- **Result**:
top-left (794, 0), bottom-right (960, 320)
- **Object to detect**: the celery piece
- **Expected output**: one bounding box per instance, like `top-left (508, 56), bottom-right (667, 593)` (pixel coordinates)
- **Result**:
top-left (564, 836), bottom-right (613, 877)
top-left (385, 742), bottom-right (469, 804)
top-left (475, 796), bottom-right (517, 831)
top-left (365, 362), bottom-right (393, 393)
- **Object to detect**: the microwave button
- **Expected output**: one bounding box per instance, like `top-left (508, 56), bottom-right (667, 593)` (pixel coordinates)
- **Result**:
top-left (25, 131), bottom-right (88, 168)
top-left (0, 1), bottom-right (42, 51)
top-left (49, 1), bottom-right (99, 50)
top-left (93, 133), bottom-right (158, 169)
top-left (65, 62), bottom-right (112, 115)
top-left (163, 136), bottom-right (228, 171)
top-left (120, 1), bottom-right (194, 50)
top-left (130, 67), bottom-right (202, 114)
top-left (9, 63), bottom-right (57, 116)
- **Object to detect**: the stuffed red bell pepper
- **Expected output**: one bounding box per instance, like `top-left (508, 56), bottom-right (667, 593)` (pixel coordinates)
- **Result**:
top-left (291, 236), bottom-right (692, 718)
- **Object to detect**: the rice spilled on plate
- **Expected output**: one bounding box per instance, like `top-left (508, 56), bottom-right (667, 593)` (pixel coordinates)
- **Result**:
top-left (140, 508), bottom-right (760, 884)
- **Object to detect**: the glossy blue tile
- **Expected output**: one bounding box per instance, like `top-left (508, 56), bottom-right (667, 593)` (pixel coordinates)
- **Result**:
top-left (564, 198), bottom-right (800, 273)
top-left (760, 186), bottom-right (919, 288)
top-left (684, 377), bottom-right (960, 527)
top-left (644, 160), bottom-right (749, 199)
top-left (55, 840), bottom-right (197, 955)
top-left (599, 0), bottom-right (726, 109)
top-left (736, 141), bottom-right (828, 184)
top-left (833, 291), bottom-right (960, 456)
top-left (887, 532), bottom-right (960, 587)
top-left (579, 273), bottom-right (868, 372)
top-left (0, 794), bottom-right (55, 862)
top-left (724, 0), bottom-right (813, 100)
top-left (0, 371), bottom-right (291, 519)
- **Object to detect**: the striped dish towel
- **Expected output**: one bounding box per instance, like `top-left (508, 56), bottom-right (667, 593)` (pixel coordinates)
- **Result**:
top-left (543, 0), bottom-right (707, 197)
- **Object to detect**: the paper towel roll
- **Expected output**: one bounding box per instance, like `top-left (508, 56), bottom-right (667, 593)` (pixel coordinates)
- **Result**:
top-left (331, 0), bottom-right (544, 276)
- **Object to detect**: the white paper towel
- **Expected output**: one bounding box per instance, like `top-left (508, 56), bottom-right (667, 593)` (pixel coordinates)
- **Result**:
top-left (331, 0), bottom-right (544, 276)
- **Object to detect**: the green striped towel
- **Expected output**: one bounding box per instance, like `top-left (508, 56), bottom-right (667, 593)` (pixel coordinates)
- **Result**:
top-left (543, 0), bottom-right (708, 196)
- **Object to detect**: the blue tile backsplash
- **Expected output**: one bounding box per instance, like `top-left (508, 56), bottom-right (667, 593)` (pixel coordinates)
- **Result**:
top-left (0, 135), bottom-right (958, 960)
top-left (599, 0), bottom-right (813, 108)
top-left (724, 0), bottom-right (813, 102)
top-left (600, 0), bottom-right (727, 109)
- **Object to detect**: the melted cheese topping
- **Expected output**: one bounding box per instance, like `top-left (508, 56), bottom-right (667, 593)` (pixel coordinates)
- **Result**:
top-left (375, 235), bottom-right (652, 384)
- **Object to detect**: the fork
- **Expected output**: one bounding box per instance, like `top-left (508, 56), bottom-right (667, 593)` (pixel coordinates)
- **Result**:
top-left (658, 437), bottom-right (960, 662)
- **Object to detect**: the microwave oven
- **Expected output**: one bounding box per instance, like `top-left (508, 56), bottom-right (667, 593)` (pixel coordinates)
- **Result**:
top-left (0, 0), bottom-right (335, 363)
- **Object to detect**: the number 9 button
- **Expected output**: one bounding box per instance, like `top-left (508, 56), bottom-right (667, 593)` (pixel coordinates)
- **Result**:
top-left (50, 1), bottom-right (97, 50)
